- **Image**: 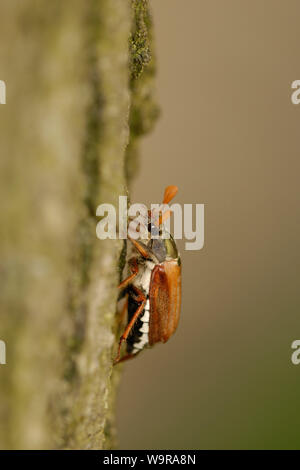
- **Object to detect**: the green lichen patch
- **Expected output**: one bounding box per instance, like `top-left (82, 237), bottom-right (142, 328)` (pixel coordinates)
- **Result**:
top-left (129, 0), bottom-right (152, 81)
top-left (126, 0), bottom-right (160, 183)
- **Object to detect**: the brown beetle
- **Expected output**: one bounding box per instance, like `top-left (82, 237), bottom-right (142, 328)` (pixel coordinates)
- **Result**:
top-left (114, 185), bottom-right (181, 364)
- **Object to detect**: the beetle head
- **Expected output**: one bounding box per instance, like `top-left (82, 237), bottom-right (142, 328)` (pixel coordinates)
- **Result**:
top-left (132, 185), bottom-right (179, 264)
top-left (145, 185), bottom-right (179, 263)
top-left (147, 233), bottom-right (178, 263)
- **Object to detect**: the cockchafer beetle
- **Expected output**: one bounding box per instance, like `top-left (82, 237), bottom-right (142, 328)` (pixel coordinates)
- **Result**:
top-left (114, 185), bottom-right (181, 365)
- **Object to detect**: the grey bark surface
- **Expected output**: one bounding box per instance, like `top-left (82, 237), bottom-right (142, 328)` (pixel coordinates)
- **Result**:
top-left (0, 0), bottom-right (158, 449)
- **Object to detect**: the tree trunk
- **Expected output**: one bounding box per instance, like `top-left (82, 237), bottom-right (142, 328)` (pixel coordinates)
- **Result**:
top-left (0, 0), bottom-right (158, 449)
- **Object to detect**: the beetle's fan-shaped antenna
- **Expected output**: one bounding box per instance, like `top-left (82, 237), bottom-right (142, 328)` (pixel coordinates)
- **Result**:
top-left (155, 210), bottom-right (171, 227)
top-left (163, 185), bottom-right (178, 205)
top-left (155, 185), bottom-right (178, 227)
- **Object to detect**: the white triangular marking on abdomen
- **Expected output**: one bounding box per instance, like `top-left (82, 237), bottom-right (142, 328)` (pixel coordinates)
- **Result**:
top-left (140, 310), bottom-right (150, 322)
top-left (140, 323), bottom-right (149, 333)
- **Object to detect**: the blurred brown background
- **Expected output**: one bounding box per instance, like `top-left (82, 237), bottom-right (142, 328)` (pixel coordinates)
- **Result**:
top-left (117, 0), bottom-right (300, 449)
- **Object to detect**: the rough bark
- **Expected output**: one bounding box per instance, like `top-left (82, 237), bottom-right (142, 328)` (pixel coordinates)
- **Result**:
top-left (0, 0), bottom-right (158, 449)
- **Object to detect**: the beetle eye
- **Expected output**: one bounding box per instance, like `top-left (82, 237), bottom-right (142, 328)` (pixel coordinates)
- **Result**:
top-left (164, 236), bottom-right (178, 259)
top-left (148, 222), bottom-right (160, 238)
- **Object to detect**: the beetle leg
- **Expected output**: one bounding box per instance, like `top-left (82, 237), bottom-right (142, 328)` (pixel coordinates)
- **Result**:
top-left (114, 352), bottom-right (139, 364)
top-left (128, 236), bottom-right (151, 259)
top-left (113, 287), bottom-right (146, 365)
top-left (118, 258), bottom-right (138, 289)
top-left (130, 285), bottom-right (146, 302)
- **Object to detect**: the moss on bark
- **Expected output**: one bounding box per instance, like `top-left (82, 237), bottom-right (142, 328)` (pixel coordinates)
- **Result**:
top-left (126, 0), bottom-right (160, 183)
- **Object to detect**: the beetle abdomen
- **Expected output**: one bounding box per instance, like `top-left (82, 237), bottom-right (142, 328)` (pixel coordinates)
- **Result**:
top-left (126, 260), bottom-right (154, 355)
top-left (126, 294), bottom-right (150, 354)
